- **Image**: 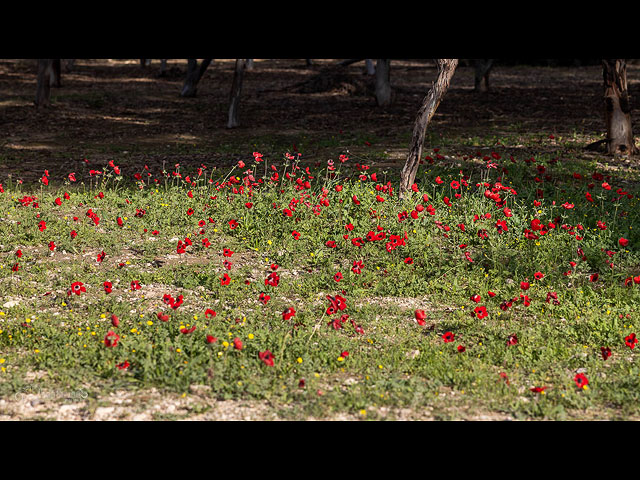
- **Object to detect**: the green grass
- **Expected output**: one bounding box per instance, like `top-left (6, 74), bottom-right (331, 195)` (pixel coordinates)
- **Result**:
top-left (0, 142), bottom-right (639, 420)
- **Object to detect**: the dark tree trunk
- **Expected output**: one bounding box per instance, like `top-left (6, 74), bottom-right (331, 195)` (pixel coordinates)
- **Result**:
top-left (375, 59), bottom-right (391, 106)
top-left (246, 59), bottom-right (254, 70)
top-left (400, 59), bottom-right (458, 198)
top-left (365, 59), bottom-right (375, 75)
top-left (602, 59), bottom-right (638, 154)
top-left (473, 58), bottom-right (493, 92)
top-left (49, 59), bottom-right (61, 87)
top-left (63, 59), bottom-right (75, 72)
top-left (305, 59), bottom-right (314, 66)
top-left (35, 59), bottom-right (53, 108)
top-left (227, 59), bottom-right (247, 129)
top-left (159, 59), bottom-right (168, 76)
top-left (181, 58), bottom-right (213, 97)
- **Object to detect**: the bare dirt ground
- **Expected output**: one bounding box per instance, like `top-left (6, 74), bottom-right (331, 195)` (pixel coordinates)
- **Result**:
top-left (1, 58), bottom-right (636, 185)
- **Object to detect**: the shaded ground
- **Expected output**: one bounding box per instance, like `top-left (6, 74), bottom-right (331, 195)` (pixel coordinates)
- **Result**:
top-left (1, 58), bottom-right (637, 185)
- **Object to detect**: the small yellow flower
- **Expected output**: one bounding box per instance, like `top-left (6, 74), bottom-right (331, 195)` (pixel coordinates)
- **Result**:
top-left (297, 357), bottom-right (303, 363)
top-left (147, 321), bottom-right (153, 326)
top-left (248, 333), bottom-right (254, 340)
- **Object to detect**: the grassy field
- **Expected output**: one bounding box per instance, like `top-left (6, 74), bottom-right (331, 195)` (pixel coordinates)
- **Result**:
top-left (0, 133), bottom-right (639, 420)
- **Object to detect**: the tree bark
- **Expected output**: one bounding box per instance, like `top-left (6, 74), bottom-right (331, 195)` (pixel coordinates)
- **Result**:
top-left (35, 59), bottom-right (53, 108)
top-left (602, 59), bottom-right (638, 154)
top-left (375, 59), bottom-right (391, 106)
top-left (399, 59), bottom-right (458, 198)
top-left (227, 59), bottom-right (247, 129)
top-left (181, 58), bottom-right (213, 97)
top-left (63, 59), bottom-right (75, 72)
top-left (473, 58), bottom-right (493, 92)
top-left (365, 59), bottom-right (375, 75)
top-left (49, 59), bottom-right (61, 87)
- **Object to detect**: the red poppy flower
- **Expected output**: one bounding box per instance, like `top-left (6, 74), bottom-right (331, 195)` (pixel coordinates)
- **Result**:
top-left (442, 331), bottom-right (455, 343)
top-left (233, 337), bottom-right (243, 350)
top-left (157, 312), bottom-right (170, 322)
top-left (619, 238), bottom-right (629, 247)
top-left (104, 331), bottom-right (120, 347)
top-left (574, 373), bottom-right (589, 389)
top-left (205, 309), bottom-right (217, 318)
top-left (220, 273), bottom-right (231, 286)
top-left (130, 280), bottom-right (141, 291)
top-left (70, 281), bottom-right (86, 296)
top-left (206, 335), bottom-right (217, 344)
top-left (180, 325), bottom-right (197, 334)
top-left (457, 345), bottom-right (466, 353)
top-left (292, 230), bottom-right (301, 240)
top-left (530, 386), bottom-right (547, 393)
top-left (351, 260), bottom-right (363, 274)
top-left (116, 360), bottom-right (130, 370)
top-left (625, 333), bottom-right (638, 350)
top-left (506, 334), bottom-right (518, 346)
top-left (97, 251), bottom-right (106, 263)
top-left (600, 346), bottom-right (612, 360)
top-left (520, 281), bottom-right (530, 291)
top-left (103, 281), bottom-right (113, 294)
top-left (111, 314), bottom-right (119, 327)
top-left (258, 292), bottom-right (271, 305)
top-left (282, 308), bottom-right (296, 321)
top-left (415, 310), bottom-right (427, 326)
top-left (265, 271), bottom-right (280, 287)
top-left (470, 294), bottom-right (481, 303)
top-left (223, 248), bottom-right (234, 257)
top-left (259, 350), bottom-right (275, 367)
top-left (534, 272), bottom-right (544, 280)
top-left (334, 272), bottom-right (343, 282)
top-left (474, 306), bottom-right (488, 319)
top-left (404, 257), bottom-right (413, 265)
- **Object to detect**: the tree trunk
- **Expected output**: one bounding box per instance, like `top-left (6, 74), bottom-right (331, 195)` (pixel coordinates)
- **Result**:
top-left (63, 59), bottom-right (75, 72)
top-left (473, 58), bottom-right (493, 92)
top-left (400, 59), bottom-right (458, 198)
top-left (375, 59), bottom-right (391, 106)
top-left (35, 59), bottom-right (53, 108)
top-left (181, 58), bottom-right (213, 97)
top-left (49, 59), bottom-right (61, 87)
top-left (246, 59), bottom-right (254, 70)
top-left (365, 59), bottom-right (375, 75)
top-left (227, 59), bottom-right (247, 129)
top-left (159, 59), bottom-right (168, 76)
top-left (305, 59), bottom-right (314, 67)
top-left (603, 59), bottom-right (638, 155)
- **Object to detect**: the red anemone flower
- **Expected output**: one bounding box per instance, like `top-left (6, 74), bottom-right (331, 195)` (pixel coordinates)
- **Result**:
top-left (625, 333), bottom-right (638, 350)
top-left (104, 331), bottom-right (120, 348)
top-left (442, 331), bottom-right (455, 343)
top-left (259, 350), bottom-right (275, 367)
top-left (574, 373), bottom-right (589, 389)
top-left (282, 308), bottom-right (296, 321)
top-left (414, 310), bottom-right (427, 326)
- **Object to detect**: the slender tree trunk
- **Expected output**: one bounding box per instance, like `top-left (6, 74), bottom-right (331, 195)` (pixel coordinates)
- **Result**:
top-left (227, 59), bottom-right (247, 129)
top-left (473, 58), bottom-right (493, 92)
top-left (246, 59), bottom-right (254, 70)
top-left (181, 58), bottom-right (213, 97)
top-left (35, 59), bottom-right (53, 108)
top-left (400, 59), bottom-right (458, 198)
top-left (603, 59), bottom-right (638, 154)
top-left (63, 59), bottom-right (75, 72)
top-left (49, 59), bottom-right (61, 87)
top-left (365, 59), bottom-right (375, 75)
top-left (375, 59), bottom-right (391, 106)
top-left (305, 59), bottom-right (314, 66)
top-left (159, 59), bottom-right (168, 76)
